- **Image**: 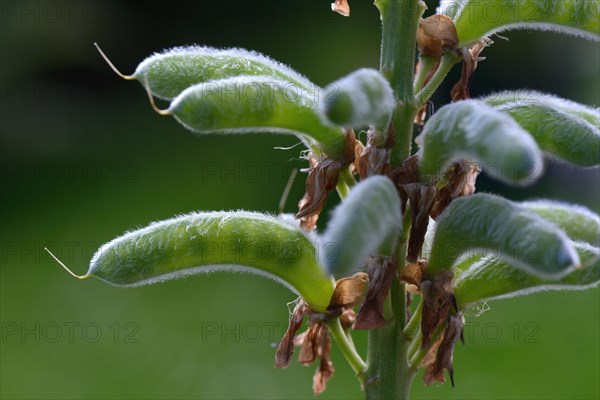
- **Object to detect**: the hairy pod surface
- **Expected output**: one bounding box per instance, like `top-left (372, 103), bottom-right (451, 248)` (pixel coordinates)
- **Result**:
top-left (484, 91), bottom-right (600, 127)
top-left (483, 92), bottom-right (600, 167)
top-left (455, 241), bottom-right (599, 306)
top-left (439, 0), bottom-right (600, 46)
top-left (164, 77), bottom-right (347, 158)
top-left (416, 100), bottom-right (543, 185)
top-left (319, 68), bottom-right (395, 139)
top-left (321, 176), bottom-right (402, 277)
top-left (131, 46), bottom-right (315, 100)
top-left (522, 200), bottom-right (600, 246)
top-left (427, 194), bottom-right (580, 279)
top-left (90, 211), bottom-right (335, 312)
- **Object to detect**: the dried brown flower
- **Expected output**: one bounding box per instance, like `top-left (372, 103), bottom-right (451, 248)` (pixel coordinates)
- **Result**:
top-left (417, 15), bottom-right (459, 59)
top-left (420, 269), bottom-right (456, 348)
top-left (451, 38), bottom-right (492, 101)
top-left (275, 301), bottom-right (310, 368)
top-left (424, 312), bottom-right (465, 386)
top-left (331, 0), bottom-right (350, 17)
top-left (405, 184), bottom-right (437, 263)
top-left (296, 132), bottom-right (356, 231)
top-left (328, 272), bottom-right (369, 312)
top-left (354, 256), bottom-right (397, 330)
top-left (431, 160), bottom-right (480, 219)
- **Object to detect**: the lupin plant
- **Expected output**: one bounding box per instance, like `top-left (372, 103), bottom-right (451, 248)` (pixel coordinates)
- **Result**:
top-left (48, 0), bottom-right (599, 398)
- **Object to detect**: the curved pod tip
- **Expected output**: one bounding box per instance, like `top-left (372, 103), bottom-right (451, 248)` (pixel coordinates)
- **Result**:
top-left (45, 247), bottom-right (91, 280)
top-left (94, 43), bottom-right (135, 81)
top-left (143, 75), bottom-right (171, 116)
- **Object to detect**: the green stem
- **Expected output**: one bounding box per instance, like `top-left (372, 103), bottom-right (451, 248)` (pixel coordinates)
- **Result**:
top-left (336, 180), bottom-right (351, 200)
top-left (363, 1), bottom-right (424, 399)
top-left (415, 53), bottom-right (461, 107)
top-left (327, 318), bottom-right (366, 383)
top-left (378, 0), bottom-right (426, 167)
top-left (413, 56), bottom-right (438, 93)
top-left (340, 165), bottom-right (357, 188)
top-left (403, 297), bottom-right (423, 340)
top-left (365, 269), bottom-right (416, 399)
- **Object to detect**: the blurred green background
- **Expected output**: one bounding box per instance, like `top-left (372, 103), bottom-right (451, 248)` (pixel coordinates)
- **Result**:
top-left (1, 1), bottom-right (598, 399)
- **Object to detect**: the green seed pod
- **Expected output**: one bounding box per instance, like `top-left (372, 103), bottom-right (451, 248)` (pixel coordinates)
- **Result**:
top-left (416, 100), bottom-right (543, 185)
top-left (319, 69), bottom-right (395, 142)
top-left (438, 0), bottom-right (600, 47)
top-left (483, 91), bottom-right (600, 167)
top-left (521, 200), bottom-right (600, 246)
top-left (95, 43), bottom-right (315, 100)
top-left (454, 241), bottom-right (599, 306)
top-left (484, 91), bottom-right (600, 127)
top-left (321, 176), bottom-right (402, 277)
top-left (153, 76), bottom-right (346, 158)
top-left (427, 194), bottom-right (580, 279)
top-left (47, 212), bottom-right (335, 312)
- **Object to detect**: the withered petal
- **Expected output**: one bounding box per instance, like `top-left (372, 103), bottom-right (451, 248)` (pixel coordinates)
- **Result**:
top-left (431, 160), bottom-right (480, 219)
top-left (420, 270), bottom-right (455, 348)
top-left (427, 312), bottom-right (464, 387)
top-left (313, 358), bottom-right (335, 396)
top-left (451, 38), bottom-right (492, 102)
top-left (389, 155), bottom-right (421, 216)
top-left (354, 257), bottom-right (397, 330)
top-left (275, 302), bottom-right (309, 368)
top-left (313, 325), bottom-right (334, 396)
top-left (297, 132), bottom-right (355, 231)
top-left (357, 139), bottom-right (391, 179)
top-left (420, 332), bottom-right (444, 369)
top-left (406, 184), bottom-right (437, 263)
top-left (328, 272), bottom-right (369, 311)
top-left (400, 261), bottom-right (426, 287)
top-left (331, 0), bottom-right (350, 17)
top-left (417, 15), bottom-right (459, 59)
top-left (299, 323), bottom-right (321, 365)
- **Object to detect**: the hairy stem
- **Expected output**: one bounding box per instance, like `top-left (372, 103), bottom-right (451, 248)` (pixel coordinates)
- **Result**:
top-left (363, 1), bottom-right (424, 399)
top-left (378, 0), bottom-right (426, 167)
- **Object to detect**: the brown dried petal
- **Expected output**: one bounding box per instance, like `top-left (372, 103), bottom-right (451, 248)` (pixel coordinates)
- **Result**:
top-left (400, 260), bottom-right (426, 288)
top-left (312, 329), bottom-right (335, 396)
top-left (424, 312), bottom-right (465, 387)
top-left (353, 138), bottom-right (365, 175)
top-left (420, 331), bottom-right (444, 369)
top-left (406, 184), bottom-right (437, 263)
top-left (431, 160), bottom-right (480, 219)
top-left (451, 38), bottom-right (492, 101)
top-left (297, 132), bottom-right (356, 231)
top-left (328, 272), bottom-right (369, 311)
top-left (357, 145), bottom-right (391, 179)
top-left (296, 156), bottom-right (342, 230)
top-left (299, 322), bottom-right (322, 365)
top-left (275, 302), bottom-right (310, 368)
top-left (420, 269), bottom-right (455, 348)
top-left (417, 15), bottom-right (459, 59)
top-left (331, 0), bottom-right (350, 17)
top-left (354, 257), bottom-right (397, 330)
top-left (389, 155), bottom-right (421, 213)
